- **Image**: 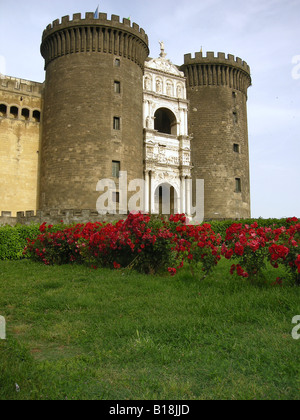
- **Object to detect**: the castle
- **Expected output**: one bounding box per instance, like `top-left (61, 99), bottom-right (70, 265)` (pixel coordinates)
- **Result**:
top-left (0, 12), bottom-right (252, 225)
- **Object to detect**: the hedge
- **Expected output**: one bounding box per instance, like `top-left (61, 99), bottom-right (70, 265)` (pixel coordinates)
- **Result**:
top-left (0, 218), bottom-right (298, 261)
top-left (0, 225), bottom-right (40, 260)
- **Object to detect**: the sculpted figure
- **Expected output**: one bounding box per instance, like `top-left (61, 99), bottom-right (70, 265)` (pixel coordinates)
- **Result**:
top-left (159, 41), bottom-right (166, 58)
top-left (156, 79), bottom-right (162, 93)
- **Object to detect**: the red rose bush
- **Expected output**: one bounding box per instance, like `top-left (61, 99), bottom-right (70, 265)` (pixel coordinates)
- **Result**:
top-left (24, 213), bottom-right (300, 284)
top-left (222, 218), bottom-right (300, 284)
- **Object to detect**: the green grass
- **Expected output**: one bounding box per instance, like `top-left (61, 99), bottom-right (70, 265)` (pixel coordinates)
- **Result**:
top-left (0, 259), bottom-right (299, 400)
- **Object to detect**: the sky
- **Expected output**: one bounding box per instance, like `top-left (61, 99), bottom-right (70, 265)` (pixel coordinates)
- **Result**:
top-left (0, 0), bottom-right (299, 219)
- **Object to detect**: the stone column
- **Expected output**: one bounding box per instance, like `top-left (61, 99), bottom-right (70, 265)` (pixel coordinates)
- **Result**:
top-left (181, 176), bottom-right (186, 214)
top-left (150, 172), bottom-right (155, 214)
top-left (144, 170), bottom-right (150, 213)
top-left (186, 177), bottom-right (191, 216)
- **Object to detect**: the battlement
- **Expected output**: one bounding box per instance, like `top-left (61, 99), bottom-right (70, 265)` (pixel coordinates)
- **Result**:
top-left (0, 210), bottom-right (248, 227)
top-left (42, 12), bottom-right (148, 43)
top-left (0, 75), bottom-right (43, 96)
top-left (0, 210), bottom-right (125, 227)
top-left (181, 51), bottom-right (251, 94)
top-left (183, 51), bottom-right (250, 74)
top-left (41, 12), bottom-right (149, 70)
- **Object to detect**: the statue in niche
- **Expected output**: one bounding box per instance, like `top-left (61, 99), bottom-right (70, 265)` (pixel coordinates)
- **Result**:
top-left (166, 82), bottom-right (173, 96)
top-left (156, 78), bottom-right (162, 93)
top-left (177, 84), bottom-right (183, 98)
top-left (145, 76), bottom-right (151, 91)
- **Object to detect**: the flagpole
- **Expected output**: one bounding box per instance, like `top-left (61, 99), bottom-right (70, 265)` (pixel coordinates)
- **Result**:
top-left (94, 5), bottom-right (99, 19)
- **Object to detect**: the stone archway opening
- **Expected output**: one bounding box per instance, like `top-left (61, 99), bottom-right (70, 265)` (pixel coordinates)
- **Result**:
top-left (154, 183), bottom-right (178, 215)
top-left (0, 104), bottom-right (7, 117)
top-left (154, 108), bottom-right (177, 135)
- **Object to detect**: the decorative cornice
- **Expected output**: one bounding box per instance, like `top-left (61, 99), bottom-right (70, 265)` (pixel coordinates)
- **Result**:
top-left (145, 56), bottom-right (185, 78)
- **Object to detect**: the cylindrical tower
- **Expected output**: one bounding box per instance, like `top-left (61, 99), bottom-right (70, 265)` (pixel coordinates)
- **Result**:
top-left (181, 52), bottom-right (252, 220)
top-left (39, 12), bottom-right (149, 210)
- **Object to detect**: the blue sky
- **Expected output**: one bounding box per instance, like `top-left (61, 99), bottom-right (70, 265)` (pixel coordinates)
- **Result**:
top-left (0, 0), bottom-right (299, 218)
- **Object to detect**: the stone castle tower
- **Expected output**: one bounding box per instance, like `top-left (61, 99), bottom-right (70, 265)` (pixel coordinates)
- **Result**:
top-left (40, 13), bottom-right (149, 210)
top-left (181, 53), bottom-right (252, 219)
top-left (0, 12), bottom-right (252, 223)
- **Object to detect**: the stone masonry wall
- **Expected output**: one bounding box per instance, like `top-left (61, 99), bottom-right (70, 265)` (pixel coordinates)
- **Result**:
top-left (0, 77), bottom-right (43, 215)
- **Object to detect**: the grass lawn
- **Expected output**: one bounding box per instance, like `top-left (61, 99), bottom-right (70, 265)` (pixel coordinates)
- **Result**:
top-left (0, 259), bottom-right (299, 400)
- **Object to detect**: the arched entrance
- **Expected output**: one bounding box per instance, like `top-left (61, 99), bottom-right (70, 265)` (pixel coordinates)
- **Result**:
top-left (154, 183), bottom-right (178, 215)
top-left (154, 108), bottom-right (177, 135)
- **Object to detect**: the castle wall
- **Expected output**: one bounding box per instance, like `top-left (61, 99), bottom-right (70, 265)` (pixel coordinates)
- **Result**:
top-left (0, 77), bottom-right (43, 215)
top-left (0, 209), bottom-right (125, 227)
top-left (181, 52), bottom-right (252, 219)
top-left (39, 13), bottom-right (149, 211)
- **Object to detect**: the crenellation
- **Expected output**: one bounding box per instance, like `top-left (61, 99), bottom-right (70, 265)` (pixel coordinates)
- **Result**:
top-left (41, 13), bottom-right (149, 70)
top-left (1, 211), bottom-right (12, 217)
top-left (42, 12), bottom-right (148, 44)
top-left (183, 51), bottom-right (250, 72)
top-left (111, 14), bottom-right (120, 22)
top-left (0, 76), bottom-right (43, 96)
top-left (0, 209), bottom-right (250, 228)
top-left (25, 211), bottom-right (35, 217)
top-left (85, 12), bottom-right (94, 20)
top-left (73, 13), bottom-right (81, 21)
top-left (0, 209), bottom-right (127, 226)
top-left (99, 13), bottom-right (108, 20)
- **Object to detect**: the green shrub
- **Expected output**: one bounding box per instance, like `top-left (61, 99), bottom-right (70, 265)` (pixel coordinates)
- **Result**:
top-left (0, 225), bottom-right (40, 260)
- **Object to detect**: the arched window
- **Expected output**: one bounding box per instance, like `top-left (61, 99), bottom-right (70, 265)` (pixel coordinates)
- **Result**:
top-left (0, 104), bottom-right (7, 117)
top-left (10, 106), bottom-right (19, 119)
top-left (21, 108), bottom-right (30, 121)
top-left (33, 110), bottom-right (41, 122)
top-left (154, 108), bottom-right (177, 135)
